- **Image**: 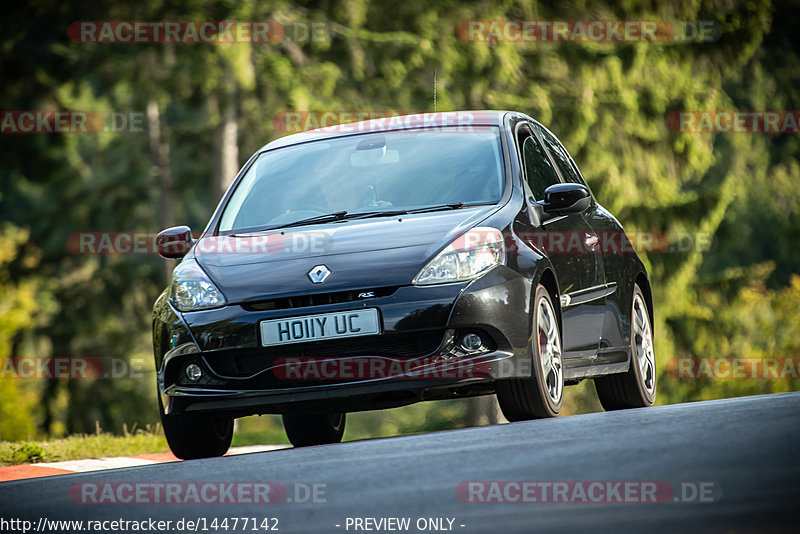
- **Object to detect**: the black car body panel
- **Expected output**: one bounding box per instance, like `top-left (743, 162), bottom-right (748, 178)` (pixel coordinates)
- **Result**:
top-left (196, 206), bottom-right (499, 303)
top-left (153, 110), bottom-right (652, 417)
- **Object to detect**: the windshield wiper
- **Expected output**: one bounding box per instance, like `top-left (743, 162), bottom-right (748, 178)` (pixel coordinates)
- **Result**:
top-left (233, 211), bottom-right (349, 234)
top-left (405, 202), bottom-right (465, 214)
top-left (272, 210), bottom-right (349, 230)
top-left (234, 202), bottom-right (479, 234)
top-left (347, 203), bottom-right (468, 221)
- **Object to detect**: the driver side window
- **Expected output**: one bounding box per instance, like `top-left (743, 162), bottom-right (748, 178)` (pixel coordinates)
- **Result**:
top-left (521, 134), bottom-right (561, 200)
top-left (534, 124), bottom-right (587, 187)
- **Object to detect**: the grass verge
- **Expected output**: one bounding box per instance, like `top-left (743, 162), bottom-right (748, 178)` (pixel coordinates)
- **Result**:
top-left (1, 418), bottom-right (290, 466)
top-left (0, 428), bottom-right (168, 466)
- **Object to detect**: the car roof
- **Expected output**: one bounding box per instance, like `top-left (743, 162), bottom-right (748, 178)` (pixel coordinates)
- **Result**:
top-left (259, 110), bottom-right (519, 152)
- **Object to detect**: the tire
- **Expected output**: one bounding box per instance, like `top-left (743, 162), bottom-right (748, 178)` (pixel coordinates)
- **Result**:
top-left (595, 284), bottom-right (657, 410)
top-left (282, 412), bottom-right (346, 447)
top-left (497, 284), bottom-right (564, 421)
top-left (158, 393), bottom-right (233, 460)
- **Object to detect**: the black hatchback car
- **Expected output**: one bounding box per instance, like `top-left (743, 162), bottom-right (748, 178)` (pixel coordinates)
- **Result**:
top-left (153, 111), bottom-right (656, 458)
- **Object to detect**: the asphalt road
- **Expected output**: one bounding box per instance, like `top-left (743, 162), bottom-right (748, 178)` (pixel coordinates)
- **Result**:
top-left (2, 392), bottom-right (799, 533)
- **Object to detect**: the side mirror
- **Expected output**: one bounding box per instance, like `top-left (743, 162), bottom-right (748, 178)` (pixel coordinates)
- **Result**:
top-left (156, 226), bottom-right (193, 259)
top-left (540, 183), bottom-right (591, 215)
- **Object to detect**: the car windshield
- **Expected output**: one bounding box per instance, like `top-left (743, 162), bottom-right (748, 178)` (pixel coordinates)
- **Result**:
top-left (218, 127), bottom-right (505, 232)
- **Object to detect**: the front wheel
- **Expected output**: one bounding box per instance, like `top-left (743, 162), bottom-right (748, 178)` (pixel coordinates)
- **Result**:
top-left (159, 395), bottom-right (233, 460)
top-left (595, 284), bottom-right (657, 410)
top-left (497, 284), bottom-right (564, 421)
top-left (282, 412), bottom-right (346, 447)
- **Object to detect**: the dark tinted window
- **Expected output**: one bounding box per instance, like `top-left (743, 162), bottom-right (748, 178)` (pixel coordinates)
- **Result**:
top-left (534, 124), bottom-right (586, 186)
top-left (521, 135), bottom-right (560, 200)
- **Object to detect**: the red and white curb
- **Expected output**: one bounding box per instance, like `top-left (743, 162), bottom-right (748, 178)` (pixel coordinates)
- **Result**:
top-left (0, 445), bottom-right (289, 482)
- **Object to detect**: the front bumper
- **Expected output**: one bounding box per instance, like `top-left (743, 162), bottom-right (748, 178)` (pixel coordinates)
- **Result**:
top-left (153, 266), bottom-right (533, 416)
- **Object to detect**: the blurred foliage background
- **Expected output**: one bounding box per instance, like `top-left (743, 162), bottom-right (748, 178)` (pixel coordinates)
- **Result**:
top-left (1, 0), bottom-right (799, 444)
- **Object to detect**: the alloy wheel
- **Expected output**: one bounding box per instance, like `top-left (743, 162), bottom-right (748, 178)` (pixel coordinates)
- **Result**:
top-left (632, 293), bottom-right (655, 395)
top-left (537, 295), bottom-right (563, 405)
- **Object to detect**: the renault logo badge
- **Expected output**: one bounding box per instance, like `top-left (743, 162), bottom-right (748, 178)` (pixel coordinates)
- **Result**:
top-left (308, 265), bottom-right (331, 284)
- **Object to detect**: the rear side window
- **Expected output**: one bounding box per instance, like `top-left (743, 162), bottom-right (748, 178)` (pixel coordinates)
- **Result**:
top-left (534, 124), bottom-right (587, 186)
top-left (521, 135), bottom-right (560, 200)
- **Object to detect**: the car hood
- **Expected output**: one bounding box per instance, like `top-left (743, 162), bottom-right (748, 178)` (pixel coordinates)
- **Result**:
top-left (194, 206), bottom-right (496, 303)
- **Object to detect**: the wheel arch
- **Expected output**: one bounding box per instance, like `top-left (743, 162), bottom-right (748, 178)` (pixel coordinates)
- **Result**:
top-left (634, 272), bottom-right (654, 336)
top-left (538, 267), bottom-right (562, 335)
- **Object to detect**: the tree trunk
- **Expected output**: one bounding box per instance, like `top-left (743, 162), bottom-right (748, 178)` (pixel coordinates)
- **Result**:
top-left (146, 100), bottom-right (175, 283)
top-left (465, 395), bottom-right (505, 427)
top-left (213, 88), bottom-right (239, 198)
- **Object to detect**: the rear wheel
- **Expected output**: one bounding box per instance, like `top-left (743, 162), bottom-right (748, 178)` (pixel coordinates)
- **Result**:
top-left (497, 284), bottom-right (564, 421)
top-left (282, 412), bottom-right (346, 447)
top-left (595, 284), bottom-right (656, 410)
top-left (158, 394), bottom-right (233, 460)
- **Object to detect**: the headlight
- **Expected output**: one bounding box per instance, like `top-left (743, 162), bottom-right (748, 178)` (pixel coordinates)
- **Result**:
top-left (413, 227), bottom-right (506, 285)
top-left (169, 259), bottom-right (226, 311)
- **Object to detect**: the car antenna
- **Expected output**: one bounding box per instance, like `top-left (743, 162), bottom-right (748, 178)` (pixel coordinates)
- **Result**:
top-left (433, 70), bottom-right (437, 113)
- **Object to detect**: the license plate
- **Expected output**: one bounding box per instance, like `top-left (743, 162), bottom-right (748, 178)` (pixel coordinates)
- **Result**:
top-left (260, 308), bottom-right (381, 347)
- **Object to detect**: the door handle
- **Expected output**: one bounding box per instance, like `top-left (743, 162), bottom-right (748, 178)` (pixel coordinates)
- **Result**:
top-left (585, 233), bottom-right (599, 251)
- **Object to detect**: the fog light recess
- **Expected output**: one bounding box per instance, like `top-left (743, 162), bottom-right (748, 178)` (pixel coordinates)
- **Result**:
top-left (185, 363), bottom-right (203, 382)
top-left (460, 333), bottom-right (484, 352)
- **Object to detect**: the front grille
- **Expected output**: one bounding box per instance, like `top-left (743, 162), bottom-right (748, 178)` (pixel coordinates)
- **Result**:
top-left (241, 286), bottom-right (399, 312)
top-left (203, 329), bottom-right (446, 379)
